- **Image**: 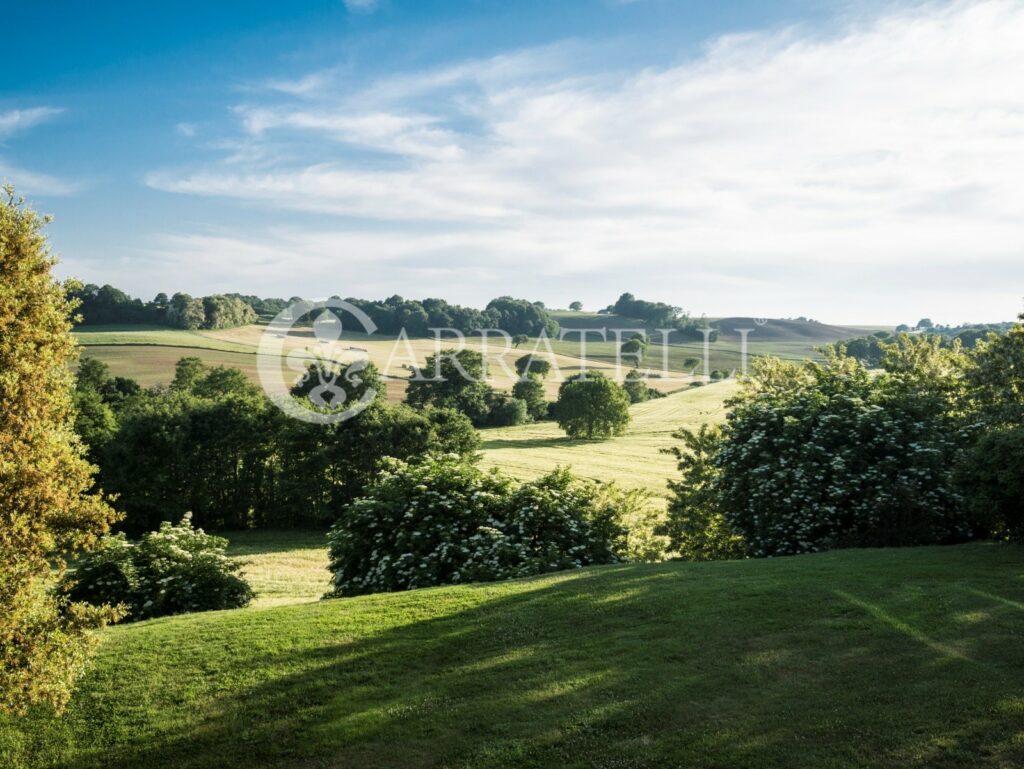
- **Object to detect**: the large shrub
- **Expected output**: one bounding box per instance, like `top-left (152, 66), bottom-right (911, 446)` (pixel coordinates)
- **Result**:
top-left (714, 345), bottom-right (970, 556)
top-left (660, 425), bottom-right (746, 561)
top-left (959, 312), bottom-right (1024, 538)
top-left (65, 514), bottom-right (253, 621)
top-left (326, 456), bottom-right (630, 597)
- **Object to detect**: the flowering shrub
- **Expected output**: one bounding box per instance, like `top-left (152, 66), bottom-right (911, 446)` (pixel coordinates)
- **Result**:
top-left (65, 514), bottom-right (253, 621)
top-left (326, 456), bottom-right (631, 597)
top-left (714, 347), bottom-right (970, 557)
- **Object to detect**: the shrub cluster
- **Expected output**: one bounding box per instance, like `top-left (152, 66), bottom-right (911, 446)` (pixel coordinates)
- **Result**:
top-left (663, 336), bottom-right (987, 559)
top-left (65, 514), bottom-right (254, 621)
top-left (326, 456), bottom-right (633, 597)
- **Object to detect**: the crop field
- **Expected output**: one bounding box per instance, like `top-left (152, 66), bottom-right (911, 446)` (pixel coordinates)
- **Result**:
top-left (74, 324), bottom-right (696, 398)
top-left (4, 541), bottom-right (1022, 769)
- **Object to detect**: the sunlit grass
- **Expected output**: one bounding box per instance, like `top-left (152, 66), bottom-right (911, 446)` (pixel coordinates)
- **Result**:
top-left (3, 543), bottom-right (1023, 768)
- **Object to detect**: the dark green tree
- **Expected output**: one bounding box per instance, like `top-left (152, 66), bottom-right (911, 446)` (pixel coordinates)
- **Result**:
top-left (554, 372), bottom-right (631, 439)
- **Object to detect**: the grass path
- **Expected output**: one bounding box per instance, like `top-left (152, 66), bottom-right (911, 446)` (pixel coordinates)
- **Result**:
top-left (3, 543), bottom-right (1022, 768)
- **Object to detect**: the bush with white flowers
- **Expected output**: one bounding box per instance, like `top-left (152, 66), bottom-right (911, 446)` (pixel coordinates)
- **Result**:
top-left (65, 514), bottom-right (253, 621)
top-left (713, 346), bottom-right (970, 557)
top-left (326, 456), bottom-right (632, 597)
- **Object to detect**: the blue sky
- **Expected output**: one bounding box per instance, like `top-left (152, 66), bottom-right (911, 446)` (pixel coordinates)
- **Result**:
top-left (2, 0), bottom-right (1022, 324)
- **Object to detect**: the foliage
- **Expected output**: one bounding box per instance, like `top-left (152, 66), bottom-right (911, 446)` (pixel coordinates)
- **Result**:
top-left (660, 425), bottom-right (746, 560)
top-left (512, 374), bottom-right (548, 420)
top-left (326, 456), bottom-right (629, 596)
top-left (65, 514), bottom-right (253, 621)
top-left (612, 292), bottom-right (683, 327)
top-left (623, 368), bottom-right (654, 403)
top-left (484, 296), bottom-right (559, 337)
top-left (514, 353), bottom-right (552, 378)
top-left (554, 372), bottom-right (631, 439)
top-left (568, 301), bottom-right (583, 311)
top-left (99, 357), bottom-right (480, 532)
top-left (958, 313), bottom-right (1024, 538)
top-left (715, 343), bottom-right (970, 556)
top-left (0, 189), bottom-right (119, 714)
top-left (406, 348), bottom-right (492, 424)
top-left (482, 391), bottom-right (529, 427)
top-left (290, 360), bottom-right (384, 409)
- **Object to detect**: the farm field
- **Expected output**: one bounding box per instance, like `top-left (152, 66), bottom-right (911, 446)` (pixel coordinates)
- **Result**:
top-left (3, 541), bottom-right (1022, 769)
top-left (73, 324), bottom-right (694, 399)
top-left (72, 314), bottom-right (863, 398)
top-left (479, 380), bottom-right (739, 494)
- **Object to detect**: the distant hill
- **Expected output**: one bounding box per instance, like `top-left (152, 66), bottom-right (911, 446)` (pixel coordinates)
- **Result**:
top-left (713, 317), bottom-right (883, 343)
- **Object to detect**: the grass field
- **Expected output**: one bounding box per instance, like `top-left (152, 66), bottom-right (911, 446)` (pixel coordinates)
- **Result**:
top-left (73, 312), bottom-right (868, 396)
top-left (479, 380), bottom-right (739, 495)
top-left (3, 541), bottom-right (1022, 769)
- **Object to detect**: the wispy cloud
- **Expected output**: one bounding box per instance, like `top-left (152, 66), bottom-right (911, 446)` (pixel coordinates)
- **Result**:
top-left (0, 106), bottom-right (64, 139)
top-left (0, 106), bottom-right (78, 195)
top-left (0, 161), bottom-right (81, 196)
top-left (145, 1), bottom-right (1024, 321)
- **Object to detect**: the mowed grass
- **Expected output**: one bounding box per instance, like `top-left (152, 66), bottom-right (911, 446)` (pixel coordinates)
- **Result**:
top-left (479, 380), bottom-right (739, 495)
top-left (226, 530), bottom-right (330, 608)
top-left (3, 543), bottom-right (1023, 768)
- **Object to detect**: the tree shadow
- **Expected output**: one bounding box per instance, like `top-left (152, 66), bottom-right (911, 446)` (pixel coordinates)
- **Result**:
top-left (14, 546), bottom-right (1024, 769)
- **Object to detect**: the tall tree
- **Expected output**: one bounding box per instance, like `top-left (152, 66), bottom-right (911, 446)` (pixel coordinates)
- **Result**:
top-left (0, 189), bottom-right (118, 713)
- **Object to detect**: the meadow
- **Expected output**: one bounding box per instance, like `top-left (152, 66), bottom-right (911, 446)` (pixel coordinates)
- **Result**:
top-left (72, 313), bottom-right (864, 398)
top-left (3, 541), bottom-right (1022, 769)
top-left (479, 379), bottom-right (739, 493)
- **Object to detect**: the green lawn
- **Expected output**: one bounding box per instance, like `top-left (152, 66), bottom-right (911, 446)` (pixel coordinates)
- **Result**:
top-left (3, 542), bottom-right (1023, 768)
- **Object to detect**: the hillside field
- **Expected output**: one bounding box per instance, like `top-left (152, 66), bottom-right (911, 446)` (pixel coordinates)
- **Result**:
top-left (2, 541), bottom-right (1022, 769)
top-left (72, 314), bottom-right (868, 396)
top-left (479, 380), bottom-right (739, 494)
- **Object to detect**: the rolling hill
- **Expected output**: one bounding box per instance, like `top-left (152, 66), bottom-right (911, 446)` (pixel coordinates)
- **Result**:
top-left (2, 542), bottom-right (1021, 769)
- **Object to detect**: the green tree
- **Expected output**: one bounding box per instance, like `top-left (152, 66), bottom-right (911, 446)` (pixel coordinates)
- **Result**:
top-left (959, 311), bottom-right (1024, 538)
top-left (512, 375), bottom-right (548, 420)
top-left (569, 301), bottom-right (583, 311)
top-left (512, 333), bottom-right (529, 348)
top-left (514, 354), bottom-right (552, 378)
top-left (406, 349), bottom-right (493, 425)
top-left (0, 189), bottom-right (118, 714)
top-left (622, 368), bottom-right (650, 404)
top-left (660, 425), bottom-right (745, 560)
top-left (554, 372), bottom-right (631, 439)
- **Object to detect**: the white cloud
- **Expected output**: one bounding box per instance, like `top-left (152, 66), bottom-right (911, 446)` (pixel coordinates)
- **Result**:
top-left (145, 1), bottom-right (1024, 322)
top-left (176, 122), bottom-right (197, 137)
top-left (0, 162), bottom-right (81, 196)
top-left (0, 106), bottom-right (64, 139)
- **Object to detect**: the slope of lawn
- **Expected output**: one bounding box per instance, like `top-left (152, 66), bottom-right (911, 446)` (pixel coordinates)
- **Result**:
top-left (479, 380), bottom-right (739, 493)
top-left (2, 543), bottom-right (1023, 769)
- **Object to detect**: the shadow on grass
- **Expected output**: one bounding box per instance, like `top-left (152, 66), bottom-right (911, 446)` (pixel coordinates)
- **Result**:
top-left (223, 529), bottom-right (328, 556)
top-left (14, 546), bottom-right (1024, 769)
